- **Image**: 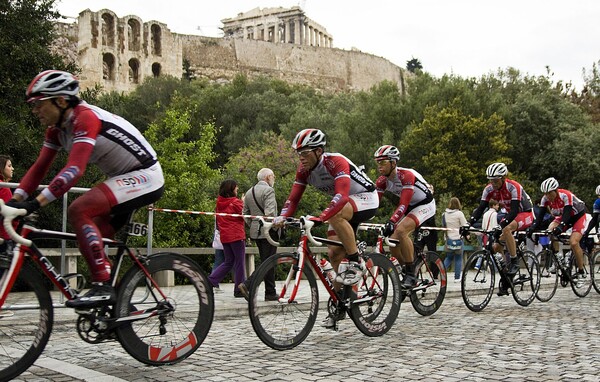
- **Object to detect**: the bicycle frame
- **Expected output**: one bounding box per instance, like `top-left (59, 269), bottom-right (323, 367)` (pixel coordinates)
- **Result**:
top-left (0, 225), bottom-right (169, 325)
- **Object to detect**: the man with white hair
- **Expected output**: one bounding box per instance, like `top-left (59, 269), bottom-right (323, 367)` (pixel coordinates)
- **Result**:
top-left (239, 168), bottom-right (278, 301)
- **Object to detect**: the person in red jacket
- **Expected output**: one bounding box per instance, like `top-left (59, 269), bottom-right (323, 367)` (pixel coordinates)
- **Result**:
top-left (0, 155), bottom-right (15, 245)
top-left (209, 179), bottom-right (247, 298)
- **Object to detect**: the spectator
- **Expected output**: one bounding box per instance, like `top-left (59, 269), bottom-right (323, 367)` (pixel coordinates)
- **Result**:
top-left (442, 197), bottom-right (467, 282)
top-left (0, 155), bottom-right (15, 247)
top-left (481, 199), bottom-right (500, 246)
top-left (239, 168), bottom-right (278, 301)
top-left (209, 179), bottom-right (247, 298)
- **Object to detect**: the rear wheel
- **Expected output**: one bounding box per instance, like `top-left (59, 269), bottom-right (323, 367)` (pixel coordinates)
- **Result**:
top-left (349, 252), bottom-right (401, 336)
top-left (570, 251), bottom-right (592, 298)
top-left (115, 253), bottom-right (214, 365)
top-left (511, 251), bottom-right (540, 306)
top-left (461, 250), bottom-right (494, 312)
top-left (248, 253), bottom-right (318, 350)
top-left (409, 252), bottom-right (446, 316)
top-left (535, 249), bottom-right (558, 302)
top-left (0, 262), bottom-right (53, 381)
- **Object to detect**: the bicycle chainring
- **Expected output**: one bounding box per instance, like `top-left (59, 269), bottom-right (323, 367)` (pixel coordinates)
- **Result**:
top-left (76, 309), bottom-right (115, 344)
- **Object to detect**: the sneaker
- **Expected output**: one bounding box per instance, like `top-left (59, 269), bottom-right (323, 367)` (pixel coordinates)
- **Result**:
top-left (65, 282), bottom-right (115, 309)
top-left (575, 272), bottom-right (586, 289)
top-left (548, 263), bottom-right (556, 274)
top-left (237, 282), bottom-right (250, 301)
top-left (507, 258), bottom-right (520, 275)
top-left (321, 315), bottom-right (336, 329)
top-left (213, 286), bottom-right (224, 294)
top-left (335, 259), bottom-right (366, 285)
top-left (401, 274), bottom-right (417, 290)
top-left (265, 294), bottom-right (279, 301)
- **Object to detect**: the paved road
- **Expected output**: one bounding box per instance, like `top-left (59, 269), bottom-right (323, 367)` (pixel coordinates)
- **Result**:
top-left (12, 285), bottom-right (600, 382)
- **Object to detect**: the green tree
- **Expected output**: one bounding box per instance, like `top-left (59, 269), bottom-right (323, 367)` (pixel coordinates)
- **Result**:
top-left (406, 57), bottom-right (423, 73)
top-left (143, 105), bottom-right (221, 248)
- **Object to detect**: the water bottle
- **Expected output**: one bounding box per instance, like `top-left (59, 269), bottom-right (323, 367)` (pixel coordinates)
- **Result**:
top-left (320, 258), bottom-right (336, 283)
top-left (390, 257), bottom-right (402, 274)
top-left (563, 252), bottom-right (571, 267)
top-left (555, 252), bottom-right (564, 266)
top-left (493, 252), bottom-right (505, 270)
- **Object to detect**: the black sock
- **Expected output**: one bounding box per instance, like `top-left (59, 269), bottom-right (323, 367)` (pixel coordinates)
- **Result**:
top-left (347, 253), bottom-right (359, 262)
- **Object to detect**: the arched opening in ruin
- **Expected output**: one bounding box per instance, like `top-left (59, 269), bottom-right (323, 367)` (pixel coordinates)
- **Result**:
top-left (102, 53), bottom-right (116, 80)
top-left (127, 19), bottom-right (141, 51)
top-left (128, 59), bottom-right (141, 83)
top-left (152, 62), bottom-right (161, 77)
top-left (101, 13), bottom-right (115, 47)
top-left (151, 24), bottom-right (162, 56)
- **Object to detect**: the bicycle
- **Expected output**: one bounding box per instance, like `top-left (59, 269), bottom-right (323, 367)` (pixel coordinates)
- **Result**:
top-left (0, 201), bottom-right (214, 381)
top-left (534, 231), bottom-right (593, 301)
top-left (460, 226), bottom-right (540, 312)
top-left (359, 224), bottom-right (447, 316)
top-left (246, 216), bottom-right (401, 350)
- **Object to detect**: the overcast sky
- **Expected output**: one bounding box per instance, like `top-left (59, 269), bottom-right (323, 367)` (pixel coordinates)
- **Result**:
top-left (56, 0), bottom-right (600, 90)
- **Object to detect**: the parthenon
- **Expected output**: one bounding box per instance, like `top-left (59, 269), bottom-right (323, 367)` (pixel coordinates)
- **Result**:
top-left (221, 6), bottom-right (333, 48)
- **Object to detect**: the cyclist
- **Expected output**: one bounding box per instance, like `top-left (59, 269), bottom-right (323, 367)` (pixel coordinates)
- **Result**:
top-left (373, 145), bottom-right (435, 289)
top-left (7, 70), bottom-right (164, 308)
top-left (272, 129), bottom-right (378, 325)
top-left (528, 177), bottom-right (588, 287)
top-left (582, 185), bottom-right (600, 245)
top-left (468, 163), bottom-right (534, 295)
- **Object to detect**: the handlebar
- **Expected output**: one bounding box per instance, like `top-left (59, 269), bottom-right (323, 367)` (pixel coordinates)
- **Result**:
top-left (0, 200), bottom-right (32, 247)
top-left (259, 216), bottom-right (323, 247)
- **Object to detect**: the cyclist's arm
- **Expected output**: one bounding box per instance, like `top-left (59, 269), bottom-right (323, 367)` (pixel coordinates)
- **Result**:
top-left (559, 204), bottom-right (574, 226)
top-left (375, 176), bottom-right (387, 202)
top-left (390, 187), bottom-right (413, 223)
top-left (584, 212), bottom-right (599, 237)
top-left (470, 200), bottom-right (488, 224)
top-left (280, 181), bottom-right (306, 218)
top-left (14, 144), bottom-right (58, 201)
top-left (318, 176), bottom-right (350, 221)
top-left (502, 199), bottom-right (520, 227)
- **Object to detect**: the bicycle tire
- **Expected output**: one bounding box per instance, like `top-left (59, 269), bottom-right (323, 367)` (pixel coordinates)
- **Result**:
top-left (461, 250), bottom-right (495, 312)
top-left (349, 252), bottom-right (401, 336)
top-left (115, 253), bottom-right (214, 365)
top-left (0, 262), bottom-right (53, 381)
top-left (511, 250), bottom-right (540, 307)
top-left (409, 251), bottom-right (446, 316)
top-left (248, 252), bottom-right (318, 350)
top-left (570, 251), bottom-right (592, 298)
top-left (535, 249), bottom-right (558, 302)
top-left (591, 250), bottom-right (600, 294)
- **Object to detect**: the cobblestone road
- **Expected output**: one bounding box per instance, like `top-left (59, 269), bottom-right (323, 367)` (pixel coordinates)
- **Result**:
top-left (12, 288), bottom-right (600, 382)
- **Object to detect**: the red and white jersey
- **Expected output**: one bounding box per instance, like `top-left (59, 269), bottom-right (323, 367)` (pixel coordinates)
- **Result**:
top-left (480, 179), bottom-right (532, 213)
top-left (280, 153), bottom-right (375, 221)
top-left (375, 167), bottom-right (432, 223)
top-left (16, 101), bottom-right (158, 203)
top-left (540, 188), bottom-right (586, 217)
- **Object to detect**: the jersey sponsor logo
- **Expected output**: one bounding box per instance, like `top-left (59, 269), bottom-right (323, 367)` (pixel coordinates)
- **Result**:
top-left (116, 174), bottom-right (149, 187)
top-left (350, 169), bottom-right (375, 191)
top-left (106, 128), bottom-right (149, 157)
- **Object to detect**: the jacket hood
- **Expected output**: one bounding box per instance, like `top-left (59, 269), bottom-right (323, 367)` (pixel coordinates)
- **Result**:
top-left (217, 195), bottom-right (239, 208)
top-left (445, 208), bottom-right (460, 214)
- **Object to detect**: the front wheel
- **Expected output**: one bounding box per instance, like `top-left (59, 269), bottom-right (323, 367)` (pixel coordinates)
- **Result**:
top-left (535, 249), bottom-right (558, 302)
top-left (0, 262), bottom-right (54, 381)
top-left (115, 253), bottom-right (214, 365)
top-left (461, 250), bottom-right (495, 312)
top-left (570, 251), bottom-right (592, 298)
top-left (349, 252), bottom-right (401, 336)
top-left (591, 250), bottom-right (600, 294)
top-left (409, 251), bottom-right (446, 316)
top-left (511, 250), bottom-right (540, 307)
top-left (248, 253), bottom-right (318, 350)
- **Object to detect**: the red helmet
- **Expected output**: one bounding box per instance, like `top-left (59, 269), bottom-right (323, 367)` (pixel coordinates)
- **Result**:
top-left (292, 129), bottom-right (326, 150)
top-left (373, 145), bottom-right (400, 161)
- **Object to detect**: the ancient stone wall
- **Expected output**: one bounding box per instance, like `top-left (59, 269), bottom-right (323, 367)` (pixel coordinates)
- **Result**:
top-left (54, 8), bottom-right (406, 94)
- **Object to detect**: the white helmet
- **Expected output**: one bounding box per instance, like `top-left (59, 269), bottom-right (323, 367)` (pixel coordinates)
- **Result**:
top-left (595, 184), bottom-right (600, 196)
top-left (292, 129), bottom-right (326, 150)
top-left (26, 70), bottom-right (79, 102)
top-left (540, 177), bottom-right (559, 193)
top-left (373, 145), bottom-right (400, 161)
top-left (486, 162), bottom-right (508, 179)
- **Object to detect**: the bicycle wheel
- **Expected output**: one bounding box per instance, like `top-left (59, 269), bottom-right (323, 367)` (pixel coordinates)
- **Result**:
top-left (511, 251), bottom-right (540, 306)
top-left (570, 251), bottom-right (592, 297)
top-left (115, 253), bottom-right (214, 365)
top-left (535, 249), bottom-right (558, 302)
top-left (349, 252), bottom-right (401, 336)
top-left (248, 253), bottom-right (318, 350)
top-left (591, 250), bottom-right (600, 294)
top-left (0, 262), bottom-right (53, 381)
top-left (409, 251), bottom-right (446, 316)
top-left (461, 250), bottom-right (495, 312)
